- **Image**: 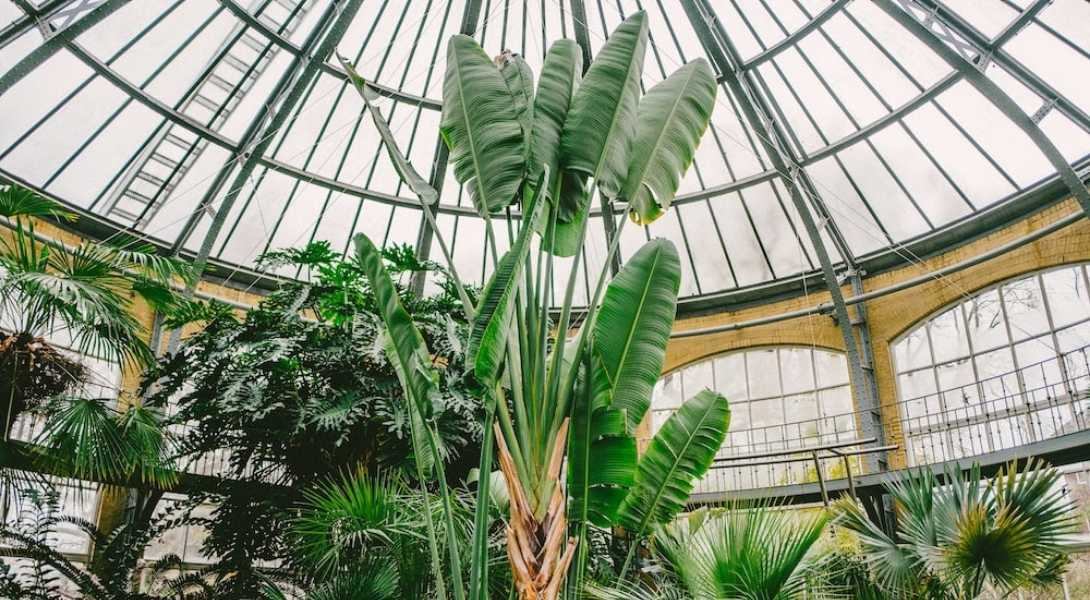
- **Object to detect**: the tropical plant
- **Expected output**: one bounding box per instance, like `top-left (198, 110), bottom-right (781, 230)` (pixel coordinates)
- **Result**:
top-left (140, 241), bottom-right (480, 598)
top-left (586, 505), bottom-right (829, 600)
top-left (0, 184), bottom-right (192, 437)
top-left (286, 470), bottom-right (479, 600)
top-left (0, 487), bottom-right (188, 600)
top-left (836, 460), bottom-right (1077, 599)
top-left (33, 396), bottom-right (176, 489)
top-left (339, 10), bottom-right (721, 599)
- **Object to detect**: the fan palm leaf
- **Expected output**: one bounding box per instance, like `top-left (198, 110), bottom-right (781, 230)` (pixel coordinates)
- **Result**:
top-left (836, 460), bottom-right (1077, 599)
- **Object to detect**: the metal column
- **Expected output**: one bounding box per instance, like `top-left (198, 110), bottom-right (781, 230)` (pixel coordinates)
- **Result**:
top-left (681, 0), bottom-right (886, 470)
top-left (161, 0), bottom-right (363, 354)
top-left (411, 0), bottom-right (484, 295)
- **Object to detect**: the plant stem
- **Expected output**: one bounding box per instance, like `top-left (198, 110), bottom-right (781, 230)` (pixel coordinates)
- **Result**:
top-left (468, 389), bottom-right (498, 600)
top-left (406, 397), bottom-right (449, 600)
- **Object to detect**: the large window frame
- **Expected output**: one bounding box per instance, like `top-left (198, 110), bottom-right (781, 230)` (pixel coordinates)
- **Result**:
top-left (892, 262), bottom-right (1090, 466)
top-left (651, 345), bottom-right (857, 493)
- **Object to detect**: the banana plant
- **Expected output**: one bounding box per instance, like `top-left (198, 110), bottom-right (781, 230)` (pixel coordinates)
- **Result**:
top-left (342, 11), bottom-right (722, 600)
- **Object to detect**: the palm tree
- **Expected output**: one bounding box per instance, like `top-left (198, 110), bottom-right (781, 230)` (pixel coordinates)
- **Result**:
top-left (0, 486), bottom-right (182, 600)
top-left (34, 395), bottom-right (176, 489)
top-left (586, 505), bottom-right (830, 599)
top-left (287, 471), bottom-right (474, 600)
top-left (0, 184), bottom-right (192, 438)
top-left (339, 12), bottom-right (725, 598)
top-left (836, 460), bottom-right (1077, 599)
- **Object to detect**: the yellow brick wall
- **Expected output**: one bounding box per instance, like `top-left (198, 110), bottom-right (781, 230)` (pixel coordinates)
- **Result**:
top-left (667, 198), bottom-right (1090, 469)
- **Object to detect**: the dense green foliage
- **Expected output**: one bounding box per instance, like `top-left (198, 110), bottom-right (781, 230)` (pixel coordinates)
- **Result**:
top-left (0, 184), bottom-right (191, 436)
top-left (135, 241), bottom-right (481, 597)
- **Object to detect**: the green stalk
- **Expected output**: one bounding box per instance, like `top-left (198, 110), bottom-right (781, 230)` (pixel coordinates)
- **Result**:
top-left (493, 384), bottom-right (531, 498)
top-left (540, 213), bottom-right (628, 509)
top-left (468, 388), bottom-right (498, 600)
top-left (415, 197), bottom-right (474, 316)
top-left (420, 411), bottom-right (467, 600)
top-left (540, 184), bottom-right (593, 454)
top-left (406, 396), bottom-right (450, 600)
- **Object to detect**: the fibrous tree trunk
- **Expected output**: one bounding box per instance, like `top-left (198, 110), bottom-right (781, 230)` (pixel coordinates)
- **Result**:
top-left (495, 420), bottom-right (576, 600)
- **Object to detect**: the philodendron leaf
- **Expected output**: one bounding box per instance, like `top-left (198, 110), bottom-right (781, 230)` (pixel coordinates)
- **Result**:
top-left (622, 59), bottom-right (717, 224)
top-left (441, 35), bottom-right (526, 215)
top-left (593, 238), bottom-right (680, 432)
top-left (338, 53), bottom-right (438, 205)
top-left (531, 39), bottom-right (582, 218)
top-left (617, 389), bottom-right (730, 533)
top-left (560, 11), bottom-right (648, 200)
top-left (353, 234), bottom-right (440, 421)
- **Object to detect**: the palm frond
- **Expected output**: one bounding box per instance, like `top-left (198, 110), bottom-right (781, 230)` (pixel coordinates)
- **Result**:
top-left (653, 504), bottom-right (829, 599)
top-left (291, 471), bottom-right (418, 576)
top-left (0, 184), bottom-right (74, 221)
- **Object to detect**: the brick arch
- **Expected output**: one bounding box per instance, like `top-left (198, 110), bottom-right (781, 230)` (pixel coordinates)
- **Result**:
top-left (882, 259), bottom-right (1090, 345)
top-left (663, 342), bottom-right (847, 378)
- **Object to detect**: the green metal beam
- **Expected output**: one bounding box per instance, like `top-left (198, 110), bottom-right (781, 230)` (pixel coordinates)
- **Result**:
top-left (0, 0), bottom-right (129, 96)
top-left (874, 0), bottom-right (1090, 217)
top-left (682, 0), bottom-right (886, 469)
top-left (410, 0), bottom-right (483, 295)
top-left (171, 0), bottom-right (364, 263)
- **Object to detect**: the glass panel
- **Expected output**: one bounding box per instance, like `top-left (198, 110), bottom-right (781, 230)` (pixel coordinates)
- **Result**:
top-left (894, 326), bottom-right (933, 372)
top-left (746, 349), bottom-right (781, 399)
top-left (964, 290), bottom-right (1010, 352)
top-left (683, 359), bottom-right (714, 399)
top-left (930, 308), bottom-right (970, 364)
top-left (715, 353), bottom-right (749, 402)
top-left (655, 370), bottom-right (684, 410)
top-left (779, 348), bottom-right (815, 395)
top-left (1043, 267), bottom-right (1090, 329)
top-left (1002, 277), bottom-right (1051, 342)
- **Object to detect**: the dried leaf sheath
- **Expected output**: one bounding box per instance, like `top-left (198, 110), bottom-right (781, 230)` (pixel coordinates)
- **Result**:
top-left (495, 421), bottom-right (576, 600)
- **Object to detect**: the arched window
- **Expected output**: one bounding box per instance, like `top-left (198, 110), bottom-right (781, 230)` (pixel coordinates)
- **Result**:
top-left (893, 263), bottom-right (1090, 466)
top-left (651, 346), bottom-right (855, 493)
top-left (0, 323), bottom-right (121, 557)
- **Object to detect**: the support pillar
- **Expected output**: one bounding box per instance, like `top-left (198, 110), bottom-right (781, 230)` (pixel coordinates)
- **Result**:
top-left (682, 0), bottom-right (886, 470)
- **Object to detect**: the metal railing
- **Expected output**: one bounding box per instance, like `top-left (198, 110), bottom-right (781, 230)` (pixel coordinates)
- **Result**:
top-left (692, 344), bottom-right (1090, 496)
top-left (710, 437), bottom-right (897, 505)
top-left (897, 345), bottom-right (1090, 466)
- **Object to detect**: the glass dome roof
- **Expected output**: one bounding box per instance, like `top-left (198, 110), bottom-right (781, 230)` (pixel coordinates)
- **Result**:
top-left (0, 0), bottom-right (1088, 309)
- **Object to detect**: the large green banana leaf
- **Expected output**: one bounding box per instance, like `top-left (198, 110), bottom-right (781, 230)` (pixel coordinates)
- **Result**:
top-left (541, 171), bottom-right (590, 257)
top-left (623, 59), bottom-right (717, 225)
top-left (560, 11), bottom-right (648, 200)
top-left (568, 354), bottom-right (636, 528)
top-left (592, 238), bottom-right (680, 432)
top-left (441, 35), bottom-right (526, 215)
top-left (466, 172), bottom-right (544, 387)
top-left (338, 54), bottom-right (438, 205)
top-left (382, 332), bottom-right (436, 477)
top-left (353, 234), bottom-right (440, 420)
top-left (498, 52), bottom-right (535, 166)
top-left (531, 40), bottom-right (582, 219)
top-left (617, 389), bottom-right (730, 534)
